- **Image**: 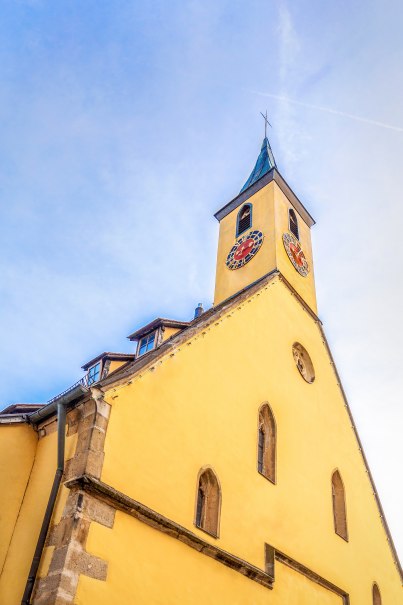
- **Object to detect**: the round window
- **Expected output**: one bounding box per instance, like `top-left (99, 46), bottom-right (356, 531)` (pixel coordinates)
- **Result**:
top-left (292, 343), bottom-right (315, 383)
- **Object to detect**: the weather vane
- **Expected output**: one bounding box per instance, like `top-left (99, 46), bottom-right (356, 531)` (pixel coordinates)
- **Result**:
top-left (260, 110), bottom-right (272, 138)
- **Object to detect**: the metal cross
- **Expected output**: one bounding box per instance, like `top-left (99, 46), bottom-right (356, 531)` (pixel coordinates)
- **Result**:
top-left (260, 110), bottom-right (272, 138)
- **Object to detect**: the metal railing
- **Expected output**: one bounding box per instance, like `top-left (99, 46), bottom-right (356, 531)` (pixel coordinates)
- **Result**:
top-left (47, 374), bottom-right (92, 405)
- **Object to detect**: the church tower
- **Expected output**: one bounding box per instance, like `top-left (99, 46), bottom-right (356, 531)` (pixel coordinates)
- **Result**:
top-left (214, 135), bottom-right (317, 313)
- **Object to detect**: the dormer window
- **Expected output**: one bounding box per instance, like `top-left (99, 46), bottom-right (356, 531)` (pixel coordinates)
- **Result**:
top-left (128, 318), bottom-right (190, 357)
top-left (236, 204), bottom-right (252, 237)
top-left (87, 362), bottom-right (101, 385)
top-left (138, 331), bottom-right (156, 357)
top-left (289, 208), bottom-right (299, 240)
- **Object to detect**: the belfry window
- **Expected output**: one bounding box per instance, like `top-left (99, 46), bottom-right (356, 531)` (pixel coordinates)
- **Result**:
top-left (195, 468), bottom-right (221, 537)
top-left (332, 470), bottom-right (348, 541)
top-left (257, 404), bottom-right (276, 483)
top-left (138, 331), bottom-right (156, 357)
top-left (87, 362), bottom-right (101, 385)
top-left (236, 204), bottom-right (252, 237)
top-left (372, 583), bottom-right (382, 605)
top-left (289, 208), bottom-right (299, 240)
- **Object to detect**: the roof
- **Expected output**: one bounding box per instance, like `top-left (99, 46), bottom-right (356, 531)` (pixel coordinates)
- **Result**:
top-left (81, 352), bottom-right (135, 371)
top-left (215, 168), bottom-right (315, 228)
top-left (240, 136), bottom-right (277, 193)
top-left (127, 318), bottom-right (190, 342)
top-left (0, 403), bottom-right (44, 415)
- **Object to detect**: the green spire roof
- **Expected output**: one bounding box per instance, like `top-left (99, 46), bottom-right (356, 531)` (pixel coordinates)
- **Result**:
top-left (240, 137), bottom-right (277, 193)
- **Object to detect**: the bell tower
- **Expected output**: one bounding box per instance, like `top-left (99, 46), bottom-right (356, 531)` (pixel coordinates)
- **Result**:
top-left (213, 135), bottom-right (317, 314)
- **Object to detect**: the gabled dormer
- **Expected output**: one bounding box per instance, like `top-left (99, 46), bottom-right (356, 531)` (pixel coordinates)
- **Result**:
top-left (81, 352), bottom-right (135, 385)
top-left (128, 318), bottom-right (190, 358)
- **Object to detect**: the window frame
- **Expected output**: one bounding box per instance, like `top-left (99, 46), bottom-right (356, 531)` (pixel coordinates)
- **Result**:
top-left (288, 208), bottom-right (299, 240)
top-left (372, 583), bottom-right (382, 605)
top-left (87, 361), bottom-right (102, 386)
top-left (137, 330), bottom-right (157, 357)
top-left (257, 403), bottom-right (277, 484)
top-left (236, 203), bottom-right (253, 237)
top-left (194, 467), bottom-right (221, 538)
top-left (331, 469), bottom-right (349, 541)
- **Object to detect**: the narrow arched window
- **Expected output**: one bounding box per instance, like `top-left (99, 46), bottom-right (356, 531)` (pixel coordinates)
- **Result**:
top-left (257, 404), bottom-right (276, 483)
top-left (195, 468), bottom-right (221, 537)
top-left (372, 583), bottom-right (382, 605)
top-left (332, 470), bottom-right (348, 541)
top-left (289, 208), bottom-right (299, 240)
top-left (236, 204), bottom-right (252, 237)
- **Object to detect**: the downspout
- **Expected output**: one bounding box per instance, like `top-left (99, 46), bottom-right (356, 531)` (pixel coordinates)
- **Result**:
top-left (21, 401), bottom-right (66, 605)
top-left (21, 383), bottom-right (87, 604)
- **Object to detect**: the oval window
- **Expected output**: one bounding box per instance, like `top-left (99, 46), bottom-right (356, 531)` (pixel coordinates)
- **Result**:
top-left (292, 343), bottom-right (315, 383)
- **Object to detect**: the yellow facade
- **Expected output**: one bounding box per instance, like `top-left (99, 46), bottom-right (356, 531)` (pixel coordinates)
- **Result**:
top-left (0, 421), bottom-right (77, 604)
top-left (0, 140), bottom-right (401, 605)
top-left (76, 509), bottom-right (341, 605)
top-left (98, 277), bottom-right (401, 603)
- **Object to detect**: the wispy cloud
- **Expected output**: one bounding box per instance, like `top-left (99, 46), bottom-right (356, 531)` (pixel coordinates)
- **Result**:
top-left (253, 91), bottom-right (403, 133)
top-left (277, 1), bottom-right (300, 85)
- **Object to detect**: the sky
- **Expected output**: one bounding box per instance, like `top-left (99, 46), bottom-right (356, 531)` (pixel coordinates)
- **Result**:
top-left (0, 0), bottom-right (402, 562)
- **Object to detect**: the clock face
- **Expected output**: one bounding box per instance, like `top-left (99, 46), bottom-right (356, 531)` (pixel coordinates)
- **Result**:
top-left (226, 230), bottom-right (264, 270)
top-left (282, 232), bottom-right (309, 276)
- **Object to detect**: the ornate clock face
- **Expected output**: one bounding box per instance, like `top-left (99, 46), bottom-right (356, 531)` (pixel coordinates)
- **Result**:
top-left (282, 232), bottom-right (309, 277)
top-left (226, 230), bottom-right (264, 270)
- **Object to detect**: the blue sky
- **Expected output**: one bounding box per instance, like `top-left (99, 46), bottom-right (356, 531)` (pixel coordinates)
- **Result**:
top-left (0, 0), bottom-right (402, 559)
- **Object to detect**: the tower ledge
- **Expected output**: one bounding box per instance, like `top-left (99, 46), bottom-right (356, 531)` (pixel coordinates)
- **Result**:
top-left (215, 168), bottom-right (315, 228)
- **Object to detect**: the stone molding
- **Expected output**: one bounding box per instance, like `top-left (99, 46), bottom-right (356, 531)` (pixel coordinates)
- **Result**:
top-left (65, 474), bottom-right (274, 591)
top-left (267, 545), bottom-right (350, 605)
top-left (32, 390), bottom-right (112, 604)
top-left (32, 490), bottom-right (114, 605)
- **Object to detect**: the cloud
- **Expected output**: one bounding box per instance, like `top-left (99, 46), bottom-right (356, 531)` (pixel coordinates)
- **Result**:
top-left (253, 91), bottom-right (403, 133)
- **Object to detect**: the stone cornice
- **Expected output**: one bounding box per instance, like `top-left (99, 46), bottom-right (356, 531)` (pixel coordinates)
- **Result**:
top-left (65, 474), bottom-right (274, 590)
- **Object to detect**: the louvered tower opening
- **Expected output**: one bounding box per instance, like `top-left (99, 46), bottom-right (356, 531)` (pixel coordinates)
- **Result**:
top-left (289, 208), bottom-right (299, 240)
top-left (237, 204), bottom-right (252, 237)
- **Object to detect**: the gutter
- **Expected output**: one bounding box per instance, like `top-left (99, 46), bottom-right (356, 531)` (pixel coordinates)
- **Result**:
top-left (28, 384), bottom-right (88, 426)
top-left (21, 384), bottom-right (88, 604)
top-left (0, 414), bottom-right (28, 424)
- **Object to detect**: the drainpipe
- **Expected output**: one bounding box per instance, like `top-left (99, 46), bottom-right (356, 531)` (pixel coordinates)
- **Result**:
top-left (21, 384), bottom-right (87, 604)
top-left (21, 402), bottom-right (66, 604)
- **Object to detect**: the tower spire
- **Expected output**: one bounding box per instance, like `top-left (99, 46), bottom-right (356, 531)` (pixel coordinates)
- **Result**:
top-left (240, 113), bottom-right (277, 193)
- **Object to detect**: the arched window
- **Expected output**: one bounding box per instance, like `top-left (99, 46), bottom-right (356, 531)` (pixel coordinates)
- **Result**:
top-left (332, 470), bottom-right (348, 541)
top-left (195, 468), bottom-right (221, 537)
top-left (289, 208), bottom-right (299, 240)
top-left (372, 583), bottom-right (382, 605)
top-left (258, 404), bottom-right (276, 483)
top-left (236, 204), bottom-right (252, 237)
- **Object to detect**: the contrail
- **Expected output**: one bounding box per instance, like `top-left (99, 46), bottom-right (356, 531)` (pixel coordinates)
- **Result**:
top-left (253, 91), bottom-right (403, 133)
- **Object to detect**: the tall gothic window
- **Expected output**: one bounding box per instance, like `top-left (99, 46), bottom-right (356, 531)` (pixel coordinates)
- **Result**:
top-left (236, 204), bottom-right (252, 237)
top-left (289, 208), bottom-right (299, 240)
top-left (332, 470), bottom-right (348, 541)
top-left (372, 583), bottom-right (382, 605)
top-left (195, 468), bottom-right (221, 537)
top-left (258, 404), bottom-right (276, 483)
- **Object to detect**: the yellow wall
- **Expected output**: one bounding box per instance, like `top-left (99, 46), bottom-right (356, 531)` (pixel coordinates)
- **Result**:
top-left (101, 278), bottom-right (401, 603)
top-left (162, 326), bottom-right (183, 342)
top-left (75, 509), bottom-right (341, 605)
top-left (0, 423), bottom-right (77, 605)
top-left (109, 359), bottom-right (127, 374)
top-left (214, 182), bottom-right (275, 305)
top-left (214, 181), bottom-right (317, 313)
top-left (273, 185), bottom-right (317, 312)
top-left (0, 424), bottom-right (37, 574)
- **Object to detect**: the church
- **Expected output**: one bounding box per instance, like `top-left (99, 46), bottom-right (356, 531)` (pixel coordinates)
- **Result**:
top-left (0, 131), bottom-right (401, 604)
